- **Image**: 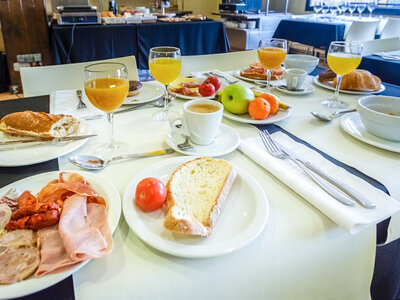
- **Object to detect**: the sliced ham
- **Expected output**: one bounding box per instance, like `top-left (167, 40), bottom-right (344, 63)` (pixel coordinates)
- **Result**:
top-left (0, 203), bottom-right (12, 231)
top-left (181, 81), bottom-right (201, 88)
top-left (59, 194), bottom-right (112, 261)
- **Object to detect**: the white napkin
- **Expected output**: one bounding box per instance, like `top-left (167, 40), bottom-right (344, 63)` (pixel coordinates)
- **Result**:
top-left (239, 132), bottom-right (400, 234)
top-left (51, 90), bottom-right (102, 119)
top-left (190, 69), bottom-right (254, 89)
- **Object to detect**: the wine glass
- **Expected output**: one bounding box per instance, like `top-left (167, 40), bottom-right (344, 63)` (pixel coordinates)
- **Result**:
top-left (357, 3), bottom-right (366, 19)
top-left (321, 1), bottom-right (330, 18)
top-left (349, 2), bottom-right (357, 17)
top-left (84, 63), bottom-right (130, 158)
top-left (257, 39), bottom-right (287, 91)
top-left (368, 0), bottom-right (377, 18)
top-left (322, 41), bottom-right (363, 108)
top-left (148, 46), bottom-right (181, 121)
top-left (314, 1), bottom-right (323, 19)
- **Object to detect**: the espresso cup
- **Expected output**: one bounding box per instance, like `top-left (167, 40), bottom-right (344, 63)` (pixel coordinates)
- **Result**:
top-left (285, 68), bottom-right (307, 91)
top-left (170, 99), bottom-right (223, 145)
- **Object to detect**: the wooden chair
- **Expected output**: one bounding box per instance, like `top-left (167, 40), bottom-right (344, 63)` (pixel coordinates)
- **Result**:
top-left (20, 56), bottom-right (139, 97)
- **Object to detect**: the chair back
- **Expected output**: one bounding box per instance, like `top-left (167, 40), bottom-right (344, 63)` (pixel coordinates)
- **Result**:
top-left (380, 18), bottom-right (400, 39)
top-left (345, 20), bottom-right (380, 42)
top-left (362, 37), bottom-right (400, 56)
top-left (20, 56), bottom-right (138, 97)
top-left (180, 50), bottom-right (258, 76)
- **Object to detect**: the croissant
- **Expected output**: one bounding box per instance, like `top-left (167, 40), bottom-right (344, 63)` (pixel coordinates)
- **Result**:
top-left (333, 70), bottom-right (381, 91)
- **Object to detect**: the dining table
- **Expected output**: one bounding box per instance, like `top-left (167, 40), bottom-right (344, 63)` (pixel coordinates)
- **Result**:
top-left (2, 51), bottom-right (400, 300)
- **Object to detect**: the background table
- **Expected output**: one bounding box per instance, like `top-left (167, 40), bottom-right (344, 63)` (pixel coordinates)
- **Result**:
top-left (51, 21), bottom-right (230, 69)
top-left (359, 55), bottom-right (400, 86)
top-left (273, 19), bottom-right (346, 49)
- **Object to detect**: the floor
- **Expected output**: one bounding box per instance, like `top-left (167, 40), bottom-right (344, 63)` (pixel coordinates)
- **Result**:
top-left (0, 92), bottom-right (23, 101)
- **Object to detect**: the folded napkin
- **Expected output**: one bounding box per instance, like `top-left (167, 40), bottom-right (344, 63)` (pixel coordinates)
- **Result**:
top-left (374, 51), bottom-right (400, 60)
top-left (51, 90), bottom-right (102, 119)
top-left (190, 69), bottom-right (254, 89)
top-left (239, 132), bottom-right (400, 234)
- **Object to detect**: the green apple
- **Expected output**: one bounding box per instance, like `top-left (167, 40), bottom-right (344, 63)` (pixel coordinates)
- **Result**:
top-left (221, 84), bottom-right (254, 114)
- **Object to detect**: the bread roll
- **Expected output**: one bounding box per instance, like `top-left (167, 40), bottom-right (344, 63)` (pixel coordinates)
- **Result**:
top-left (333, 69), bottom-right (381, 91)
top-left (164, 157), bottom-right (236, 236)
top-left (0, 111), bottom-right (79, 138)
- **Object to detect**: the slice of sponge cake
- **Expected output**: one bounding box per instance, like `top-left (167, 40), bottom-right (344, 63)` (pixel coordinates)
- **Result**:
top-left (164, 157), bottom-right (236, 236)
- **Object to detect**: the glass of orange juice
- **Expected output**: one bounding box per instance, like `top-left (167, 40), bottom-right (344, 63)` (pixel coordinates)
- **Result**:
top-left (323, 41), bottom-right (363, 108)
top-left (84, 63), bottom-right (129, 157)
top-left (149, 46), bottom-right (181, 121)
top-left (258, 38), bottom-right (287, 91)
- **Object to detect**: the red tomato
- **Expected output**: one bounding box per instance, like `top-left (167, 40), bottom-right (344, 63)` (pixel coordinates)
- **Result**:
top-left (135, 178), bottom-right (167, 212)
top-left (198, 82), bottom-right (215, 97)
top-left (206, 76), bottom-right (221, 91)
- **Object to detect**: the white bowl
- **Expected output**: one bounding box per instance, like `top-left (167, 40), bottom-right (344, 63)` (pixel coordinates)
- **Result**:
top-left (284, 54), bottom-right (319, 74)
top-left (357, 96), bottom-right (400, 142)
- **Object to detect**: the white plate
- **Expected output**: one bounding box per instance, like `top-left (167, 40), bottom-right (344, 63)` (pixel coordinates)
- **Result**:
top-left (340, 112), bottom-right (400, 153)
top-left (0, 119), bottom-right (93, 167)
top-left (165, 123), bottom-right (240, 157)
top-left (223, 108), bottom-right (291, 125)
top-left (0, 170), bottom-right (121, 299)
top-left (170, 85), bottom-right (226, 100)
top-left (232, 69), bottom-right (284, 85)
top-left (275, 84), bottom-right (315, 96)
top-left (122, 156), bottom-right (269, 258)
top-left (124, 81), bottom-right (165, 105)
top-left (313, 76), bottom-right (385, 95)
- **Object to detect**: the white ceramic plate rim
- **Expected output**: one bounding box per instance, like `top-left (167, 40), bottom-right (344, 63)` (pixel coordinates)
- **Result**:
top-left (232, 69), bottom-right (284, 84)
top-left (165, 123), bottom-right (241, 156)
top-left (123, 81), bottom-right (165, 105)
top-left (0, 119), bottom-right (93, 167)
top-left (313, 75), bottom-right (385, 95)
top-left (223, 108), bottom-right (291, 124)
top-left (0, 170), bottom-right (121, 299)
top-left (275, 85), bottom-right (315, 95)
top-left (122, 156), bottom-right (269, 258)
top-left (340, 112), bottom-right (400, 153)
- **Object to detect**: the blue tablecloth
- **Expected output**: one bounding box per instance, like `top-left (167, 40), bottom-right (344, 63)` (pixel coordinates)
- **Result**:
top-left (273, 19), bottom-right (345, 49)
top-left (51, 21), bottom-right (230, 69)
top-left (359, 55), bottom-right (400, 86)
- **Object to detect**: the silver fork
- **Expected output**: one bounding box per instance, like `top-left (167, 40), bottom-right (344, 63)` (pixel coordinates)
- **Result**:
top-left (76, 90), bottom-right (87, 109)
top-left (259, 130), bottom-right (376, 208)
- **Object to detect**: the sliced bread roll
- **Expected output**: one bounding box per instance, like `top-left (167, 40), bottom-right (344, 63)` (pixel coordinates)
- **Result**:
top-left (164, 157), bottom-right (237, 236)
top-left (0, 111), bottom-right (79, 138)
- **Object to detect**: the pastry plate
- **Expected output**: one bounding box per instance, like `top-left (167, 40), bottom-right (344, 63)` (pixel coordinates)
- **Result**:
top-left (340, 112), bottom-right (400, 153)
top-left (223, 108), bottom-right (291, 125)
top-left (124, 81), bottom-right (165, 105)
top-left (122, 156), bottom-right (269, 258)
top-left (232, 69), bottom-right (285, 86)
top-left (0, 170), bottom-right (121, 300)
top-left (0, 119), bottom-right (93, 167)
top-left (166, 123), bottom-right (240, 157)
top-left (313, 76), bottom-right (385, 95)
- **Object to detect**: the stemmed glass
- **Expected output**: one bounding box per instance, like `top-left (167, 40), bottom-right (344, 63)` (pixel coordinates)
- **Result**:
top-left (84, 63), bottom-right (130, 158)
top-left (349, 2), bottom-right (357, 17)
top-left (257, 39), bottom-right (287, 91)
top-left (330, 5), bottom-right (338, 17)
top-left (357, 3), bottom-right (366, 19)
top-left (322, 41), bottom-right (363, 108)
top-left (368, 0), bottom-right (377, 18)
top-left (314, 1), bottom-right (323, 19)
top-left (148, 46), bottom-right (181, 121)
top-left (321, 1), bottom-right (330, 19)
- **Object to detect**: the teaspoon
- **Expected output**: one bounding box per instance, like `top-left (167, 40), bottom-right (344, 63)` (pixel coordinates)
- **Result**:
top-left (177, 136), bottom-right (193, 151)
top-left (311, 109), bottom-right (356, 122)
top-left (69, 148), bottom-right (175, 170)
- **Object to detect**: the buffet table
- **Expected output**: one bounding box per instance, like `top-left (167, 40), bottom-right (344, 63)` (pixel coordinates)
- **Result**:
top-left (360, 55), bottom-right (400, 86)
top-left (51, 21), bottom-right (230, 69)
top-left (3, 51), bottom-right (400, 300)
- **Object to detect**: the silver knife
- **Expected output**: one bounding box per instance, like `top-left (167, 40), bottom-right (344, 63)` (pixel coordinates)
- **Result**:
top-left (0, 134), bottom-right (97, 146)
top-left (278, 142), bottom-right (376, 209)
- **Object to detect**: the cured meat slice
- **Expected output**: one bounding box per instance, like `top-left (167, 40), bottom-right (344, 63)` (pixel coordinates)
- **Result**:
top-left (59, 194), bottom-right (113, 261)
top-left (170, 87), bottom-right (200, 97)
top-left (0, 229), bottom-right (36, 248)
top-left (0, 203), bottom-right (12, 231)
top-left (0, 246), bottom-right (40, 284)
top-left (181, 81), bottom-right (201, 88)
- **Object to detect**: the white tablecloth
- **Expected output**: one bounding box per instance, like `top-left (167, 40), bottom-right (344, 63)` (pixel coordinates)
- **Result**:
top-left (53, 54), bottom-right (400, 299)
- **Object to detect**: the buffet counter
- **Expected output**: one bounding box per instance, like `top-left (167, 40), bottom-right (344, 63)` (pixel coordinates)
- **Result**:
top-left (51, 21), bottom-right (230, 69)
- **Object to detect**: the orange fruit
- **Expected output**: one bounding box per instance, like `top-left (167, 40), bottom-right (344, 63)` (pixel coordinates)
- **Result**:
top-left (260, 93), bottom-right (279, 114)
top-left (248, 97), bottom-right (270, 120)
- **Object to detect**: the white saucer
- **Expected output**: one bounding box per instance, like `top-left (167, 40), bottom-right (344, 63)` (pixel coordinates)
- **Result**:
top-left (166, 123), bottom-right (240, 156)
top-left (340, 112), bottom-right (400, 153)
top-left (275, 85), bottom-right (315, 95)
top-left (124, 81), bottom-right (165, 105)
